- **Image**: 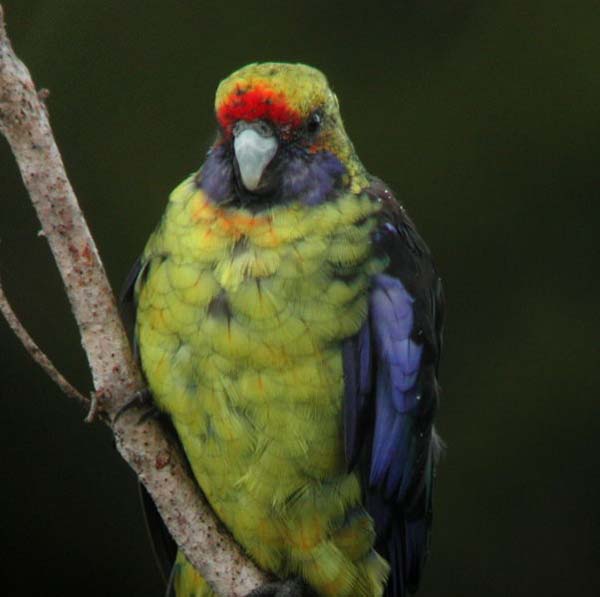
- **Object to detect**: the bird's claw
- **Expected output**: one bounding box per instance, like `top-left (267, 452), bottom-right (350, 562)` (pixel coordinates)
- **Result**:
top-left (114, 387), bottom-right (159, 424)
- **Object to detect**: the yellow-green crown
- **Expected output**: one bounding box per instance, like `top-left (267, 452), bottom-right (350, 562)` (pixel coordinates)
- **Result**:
top-left (215, 62), bottom-right (338, 131)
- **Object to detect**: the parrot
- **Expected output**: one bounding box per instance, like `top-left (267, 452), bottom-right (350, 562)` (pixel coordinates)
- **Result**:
top-left (122, 62), bottom-right (444, 597)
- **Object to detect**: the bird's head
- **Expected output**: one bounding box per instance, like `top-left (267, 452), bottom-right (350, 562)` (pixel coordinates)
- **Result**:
top-left (201, 63), bottom-right (366, 208)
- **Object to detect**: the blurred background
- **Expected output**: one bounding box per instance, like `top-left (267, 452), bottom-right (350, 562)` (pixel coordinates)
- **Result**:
top-left (1, 1), bottom-right (598, 595)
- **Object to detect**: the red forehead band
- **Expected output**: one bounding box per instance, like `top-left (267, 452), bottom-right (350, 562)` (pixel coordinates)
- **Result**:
top-left (217, 84), bottom-right (303, 133)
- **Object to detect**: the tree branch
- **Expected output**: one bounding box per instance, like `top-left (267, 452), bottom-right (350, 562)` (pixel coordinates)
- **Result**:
top-left (0, 6), bottom-right (268, 595)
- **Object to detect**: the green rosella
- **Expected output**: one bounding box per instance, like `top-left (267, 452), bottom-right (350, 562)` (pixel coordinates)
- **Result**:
top-left (124, 63), bottom-right (444, 597)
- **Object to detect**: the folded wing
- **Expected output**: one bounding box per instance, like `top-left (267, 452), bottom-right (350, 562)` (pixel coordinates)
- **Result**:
top-left (343, 179), bottom-right (444, 597)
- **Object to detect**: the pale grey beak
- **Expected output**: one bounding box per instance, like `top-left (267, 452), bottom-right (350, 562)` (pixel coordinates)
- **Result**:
top-left (233, 123), bottom-right (278, 192)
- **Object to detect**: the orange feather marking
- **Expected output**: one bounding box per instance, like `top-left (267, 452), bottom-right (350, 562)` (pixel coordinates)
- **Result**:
top-left (191, 195), bottom-right (272, 240)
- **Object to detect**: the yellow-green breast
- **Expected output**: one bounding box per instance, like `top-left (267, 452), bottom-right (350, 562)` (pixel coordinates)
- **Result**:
top-left (135, 176), bottom-right (389, 596)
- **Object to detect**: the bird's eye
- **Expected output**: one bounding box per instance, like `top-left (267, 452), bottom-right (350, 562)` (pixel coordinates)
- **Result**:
top-left (306, 111), bottom-right (322, 133)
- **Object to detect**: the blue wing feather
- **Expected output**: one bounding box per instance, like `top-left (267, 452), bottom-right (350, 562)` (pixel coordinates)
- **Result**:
top-left (370, 274), bottom-right (424, 500)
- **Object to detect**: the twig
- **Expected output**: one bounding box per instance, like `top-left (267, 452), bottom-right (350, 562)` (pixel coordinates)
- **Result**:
top-left (0, 5), bottom-right (267, 595)
top-left (0, 274), bottom-right (89, 408)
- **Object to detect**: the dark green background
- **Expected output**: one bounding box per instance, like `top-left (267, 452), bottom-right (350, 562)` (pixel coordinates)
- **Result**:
top-left (1, 1), bottom-right (598, 595)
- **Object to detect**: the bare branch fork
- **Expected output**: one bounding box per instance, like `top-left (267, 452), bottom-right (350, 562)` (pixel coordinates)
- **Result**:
top-left (0, 6), bottom-right (268, 596)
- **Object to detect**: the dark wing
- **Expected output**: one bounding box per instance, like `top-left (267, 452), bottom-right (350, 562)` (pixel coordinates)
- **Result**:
top-left (139, 482), bottom-right (178, 589)
top-left (120, 257), bottom-right (178, 590)
top-left (119, 256), bottom-right (146, 360)
top-left (343, 179), bottom-right (444, 597)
